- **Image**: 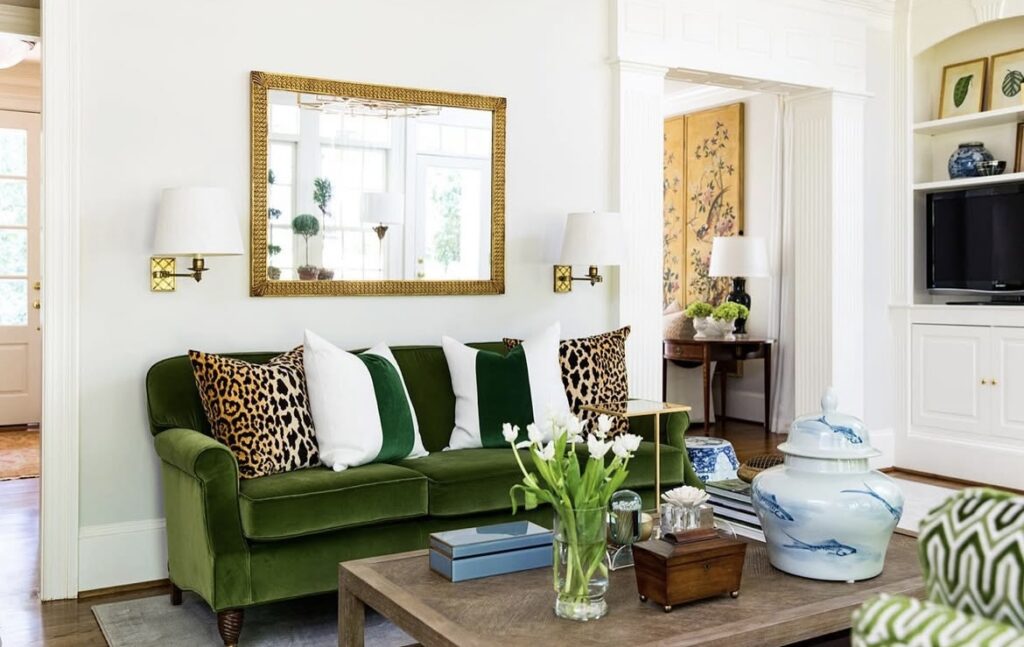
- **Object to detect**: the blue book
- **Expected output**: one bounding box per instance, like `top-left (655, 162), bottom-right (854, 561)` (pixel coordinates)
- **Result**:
top-left (429, 544), bottom-right (553, 582)
top-left (429, 521), bottom-right (553, 559)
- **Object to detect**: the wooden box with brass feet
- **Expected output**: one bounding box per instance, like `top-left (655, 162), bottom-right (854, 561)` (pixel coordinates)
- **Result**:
top-left (632, 530), bottom-right (747, 612)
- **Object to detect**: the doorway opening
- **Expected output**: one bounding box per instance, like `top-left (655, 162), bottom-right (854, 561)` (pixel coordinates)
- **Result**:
top-left (0, 5), bottom-right (44, 630)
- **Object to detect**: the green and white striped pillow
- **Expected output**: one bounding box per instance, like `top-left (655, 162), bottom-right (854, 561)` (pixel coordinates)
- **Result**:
top-left (303, 330), bottom-right (428, 471)
top-left (443, 323), bottom-right (570, 450)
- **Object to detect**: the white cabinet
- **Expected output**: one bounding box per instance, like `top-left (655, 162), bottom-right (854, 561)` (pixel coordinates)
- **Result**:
top-left (912, 324), bottom-right (990, 435)
top-left (992, 327), bottom-right (1024, 441)
top-left (912, 324), bottom-right (1023, 440)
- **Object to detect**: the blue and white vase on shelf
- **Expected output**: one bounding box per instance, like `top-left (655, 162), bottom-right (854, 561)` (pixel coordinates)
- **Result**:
top-left (947, 142), bottom-right (994, 179)
top-left (751, 388), bottom-right (903, 582)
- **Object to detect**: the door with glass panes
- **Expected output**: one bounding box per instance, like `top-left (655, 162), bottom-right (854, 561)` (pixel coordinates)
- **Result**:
top-left (0, 111), bottom-right (40, 426)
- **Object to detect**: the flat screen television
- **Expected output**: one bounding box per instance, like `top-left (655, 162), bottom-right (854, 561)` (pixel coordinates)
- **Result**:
top-left (927, 183), bottom-right (1024, 296)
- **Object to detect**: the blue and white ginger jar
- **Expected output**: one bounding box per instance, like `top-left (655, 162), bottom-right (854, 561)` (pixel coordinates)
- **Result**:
top-left (751, 388), bottom-right (903, 582)
top-left (947, 142), bottom-right (993, 179)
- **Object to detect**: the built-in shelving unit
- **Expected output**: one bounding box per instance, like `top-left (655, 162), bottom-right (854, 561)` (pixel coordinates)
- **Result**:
top-left (913, 105), bottom-right (1024, 136)
top-left (913, 170), bottom-right (1024, 192)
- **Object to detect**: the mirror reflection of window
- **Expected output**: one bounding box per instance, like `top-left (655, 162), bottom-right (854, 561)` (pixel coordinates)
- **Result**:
top-left (266, 90), bottom-right (492, 282)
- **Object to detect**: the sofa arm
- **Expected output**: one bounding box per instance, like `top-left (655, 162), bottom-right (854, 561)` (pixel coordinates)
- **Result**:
top-left (629, 411), bottom-right (702, 488)
top-left (852, 594), bottom-right (1024, 647)
top-left (155, 427), bottom-right (238, 480)
top-left (629, 410), bottom-right (690, 450)
top-left (154, 428), bottom-right (252, 610)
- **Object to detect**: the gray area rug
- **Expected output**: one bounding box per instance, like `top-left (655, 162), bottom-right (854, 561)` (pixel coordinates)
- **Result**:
top-left (92, 592), bottom-right (414, 646)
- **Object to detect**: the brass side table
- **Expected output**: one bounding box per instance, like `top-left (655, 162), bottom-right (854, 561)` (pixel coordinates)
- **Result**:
top-left (579, 399), bottom-right (691, 506)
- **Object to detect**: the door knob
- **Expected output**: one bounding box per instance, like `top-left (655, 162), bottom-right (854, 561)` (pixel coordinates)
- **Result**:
top-left (981, 379), bottom-right (989, 385)
top-left (991, 379), bottom-right (998, 386)
top-left (31, 300), bottom-right (40, 310)
top-left (32, 281), bottom-right (40, 290)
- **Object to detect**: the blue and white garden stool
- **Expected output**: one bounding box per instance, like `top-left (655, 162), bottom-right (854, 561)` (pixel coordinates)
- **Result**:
top-left (685, 436), bottom-right (740, 483)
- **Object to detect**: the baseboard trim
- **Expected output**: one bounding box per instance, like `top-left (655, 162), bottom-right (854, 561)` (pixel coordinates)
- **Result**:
top-left (78, 578), bottom-right (169, 599)
top-left (724, 389), bottom-right (765, 425)
top-left (78, 518), bottom-right (167, 592)
top-left (885, 467), bottom-right (1024, 496)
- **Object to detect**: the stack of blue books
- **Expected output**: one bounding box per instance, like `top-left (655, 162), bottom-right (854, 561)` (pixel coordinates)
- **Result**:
top-left (428, 521), bottom-right (553, 582)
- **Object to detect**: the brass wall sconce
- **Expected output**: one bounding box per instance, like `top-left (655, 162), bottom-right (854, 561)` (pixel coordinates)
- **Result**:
top-left (553, 265), bottom-right (603, 293)
top-left (150, 187), bottom-right (243, 292)
top-left (552, 212), bottom-right (625, 293)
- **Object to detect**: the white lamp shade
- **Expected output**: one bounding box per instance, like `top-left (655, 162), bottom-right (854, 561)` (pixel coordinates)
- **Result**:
top-left (0, 36), bottom-right (34, 70)
top-left (361, 192), bottom-right (405, 225)
top-left (152, 187), bottom-right (243, 256)
top-left (559, 212), bottom-right (626, 266)
top-left (708, 236), bottom-right (769, 277)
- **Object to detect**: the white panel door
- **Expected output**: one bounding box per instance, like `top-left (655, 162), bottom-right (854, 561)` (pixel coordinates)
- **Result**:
top-left (0, 110), bottom-right (40, 426)
top-left (992, 327), bottom-right (1024, 441)
top-left (911, 324), bottom-right (991, 436)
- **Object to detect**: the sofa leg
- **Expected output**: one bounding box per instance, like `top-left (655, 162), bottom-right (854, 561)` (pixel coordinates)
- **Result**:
top-left (217, 609), bottom-right (244, 647)
top-left (170, 583), bottom-right (182, 606)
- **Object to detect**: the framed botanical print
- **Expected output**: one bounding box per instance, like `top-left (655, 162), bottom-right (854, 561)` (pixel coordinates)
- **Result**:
top-left (989, 48), bottom-right (1024, 111)
top-left (939, 58), bottom-right (987, 118)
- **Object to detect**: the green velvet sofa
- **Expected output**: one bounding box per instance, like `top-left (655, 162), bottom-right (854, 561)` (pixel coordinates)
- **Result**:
top-left (147, 342), bottom-right (700, 646)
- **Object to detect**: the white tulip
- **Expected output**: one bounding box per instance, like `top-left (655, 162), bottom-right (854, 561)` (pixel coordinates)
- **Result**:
top-left (587, 436), bottom-right (612, 460)
top-left (527, 423), bottom-right (543, 445)
top-left (621, 433), bottom-right (642, 452)
top-left (611, 437), bottom-right (630, 458)
top-left (537, 441), bottom-right (556, 461)
top-left (502, 423), bottom-right (519, 444)
top-left (596, 414), bottom-right (613, 438)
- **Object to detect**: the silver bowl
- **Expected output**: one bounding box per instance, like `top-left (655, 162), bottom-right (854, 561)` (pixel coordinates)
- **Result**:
top-left (977, 160), bottom-right (1006, 176)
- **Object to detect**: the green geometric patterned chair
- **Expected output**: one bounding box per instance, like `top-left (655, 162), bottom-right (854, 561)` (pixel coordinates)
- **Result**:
top-left (852, 488), bottom-right (1024, 646)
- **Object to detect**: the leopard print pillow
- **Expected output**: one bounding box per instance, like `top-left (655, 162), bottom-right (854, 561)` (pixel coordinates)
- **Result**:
top-left (505, 327), bottom-right (630, 434)
top-left (189, 347), bottom-right (319, 479)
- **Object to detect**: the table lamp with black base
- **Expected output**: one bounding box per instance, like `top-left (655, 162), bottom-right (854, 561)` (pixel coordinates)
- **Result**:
top-left (708, 235), bottom-right (769, 335)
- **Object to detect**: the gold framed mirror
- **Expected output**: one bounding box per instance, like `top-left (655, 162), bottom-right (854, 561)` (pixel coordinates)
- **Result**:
top-left (250, 71), bottom-right (505, 296)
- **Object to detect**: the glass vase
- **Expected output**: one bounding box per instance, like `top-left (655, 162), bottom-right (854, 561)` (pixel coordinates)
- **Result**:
top-left (553, 507), bottom-right (609, 621)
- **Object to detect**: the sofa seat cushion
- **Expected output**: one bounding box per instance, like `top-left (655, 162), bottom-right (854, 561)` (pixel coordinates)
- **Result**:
top-left (397, 441), bottom-right (685, 517)
top-left (238, 463), bottom-right (428, 541)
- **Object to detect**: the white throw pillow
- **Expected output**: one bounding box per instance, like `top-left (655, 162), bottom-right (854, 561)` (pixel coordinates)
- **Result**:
top-left (303, 330), bottom-right (428, 471)
top-left (443, 322), bottom-right (570, 450)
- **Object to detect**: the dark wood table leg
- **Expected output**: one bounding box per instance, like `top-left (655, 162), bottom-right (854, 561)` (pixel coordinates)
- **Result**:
top-left (702, 345), bottom-right (711, 436)
top-left (339, 571), bottom-right (365, 647)
top-left (763, 342), bottom-right (772, 436)
top-left (718, 366), bottom-right (728, 434)
top-left (662, 356), bottom-right (667, 402)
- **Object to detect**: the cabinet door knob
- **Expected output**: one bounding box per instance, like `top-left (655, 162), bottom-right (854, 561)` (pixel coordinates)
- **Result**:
top-left (981, 379), bottom-right (989, 385)
top-left (991, 379), bottom-right (998, 386)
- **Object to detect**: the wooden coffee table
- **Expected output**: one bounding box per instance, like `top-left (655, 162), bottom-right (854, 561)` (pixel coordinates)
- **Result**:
top-left (338, 533), bottom-right (924, 646)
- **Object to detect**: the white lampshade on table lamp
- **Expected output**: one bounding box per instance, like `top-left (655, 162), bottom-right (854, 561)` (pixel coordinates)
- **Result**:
top-left (554, 212), bottom-right (626, 292)
top-left (361, 192), bottom-right (405, 240)
top-left (708, 235), bottom-right (769, 334)
top-left (150, 187), bottom-right (243, 292)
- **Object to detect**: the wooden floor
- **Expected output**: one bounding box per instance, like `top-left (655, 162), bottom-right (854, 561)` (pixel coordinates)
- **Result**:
top-left (0, 477), bottom-right (169, 646)
top-left (0, 419), bottom-right (959, 646)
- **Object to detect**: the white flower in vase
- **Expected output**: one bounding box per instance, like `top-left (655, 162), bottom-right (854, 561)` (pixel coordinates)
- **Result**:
top-left (661, 485), bottom-right (710, 508)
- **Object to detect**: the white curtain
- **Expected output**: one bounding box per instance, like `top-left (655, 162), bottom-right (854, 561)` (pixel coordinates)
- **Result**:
top-left (767, 94), bottom-right (796, 433)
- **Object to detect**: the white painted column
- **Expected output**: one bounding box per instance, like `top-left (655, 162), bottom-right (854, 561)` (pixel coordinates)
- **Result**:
top-left (41, 0), bottom-right (82, 600)
top-left (612, 61), bottom-right (667, 400)
top-left (787, 90), bottom-right (867, 417)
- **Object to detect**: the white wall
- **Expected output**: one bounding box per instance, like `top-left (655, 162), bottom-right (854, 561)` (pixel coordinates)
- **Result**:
top-left (663, 89), bottom-right (781, 424)
top-left (77, 0), bottom-right (615, 589)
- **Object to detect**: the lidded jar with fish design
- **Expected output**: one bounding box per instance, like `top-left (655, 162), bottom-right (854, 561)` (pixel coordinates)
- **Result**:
top-left (751, 388), bottom-right (903, 582)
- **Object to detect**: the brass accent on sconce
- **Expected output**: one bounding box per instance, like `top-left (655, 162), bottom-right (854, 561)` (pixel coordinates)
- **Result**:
top-left (371, 224), bottom-right (389, 241)
top-left (151, 257), bottom-right (208, 292)
top-left (553, 265), bottom-right (602, 293)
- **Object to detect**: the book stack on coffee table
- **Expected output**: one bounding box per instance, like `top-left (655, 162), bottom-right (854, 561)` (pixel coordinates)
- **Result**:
top-left (705, 479), bottom-right (764, 541)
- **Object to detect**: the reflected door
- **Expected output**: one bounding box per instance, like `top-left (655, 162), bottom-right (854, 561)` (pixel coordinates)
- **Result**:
top-left (0, 111), bottom-right (40, 426)
top-left (414, 156), bottom-right (490, 280)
